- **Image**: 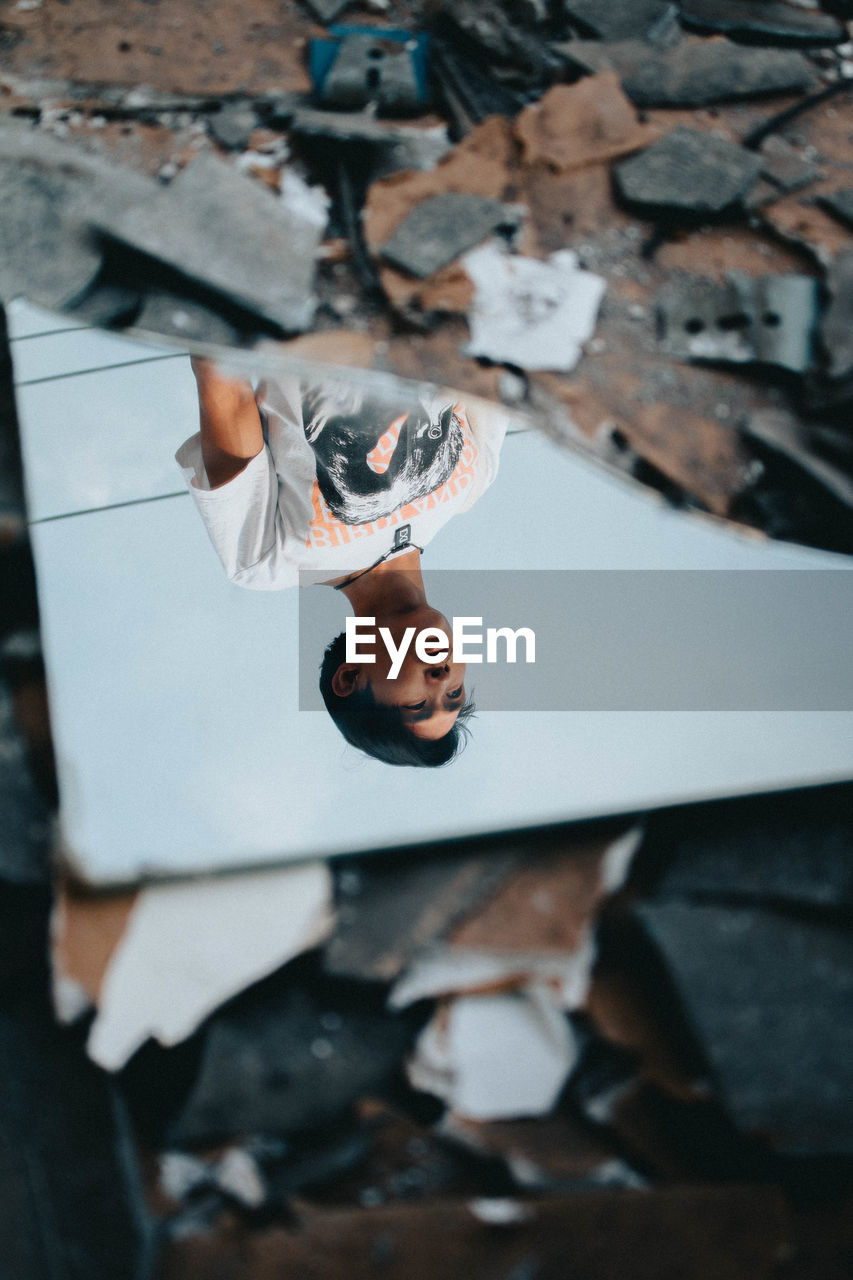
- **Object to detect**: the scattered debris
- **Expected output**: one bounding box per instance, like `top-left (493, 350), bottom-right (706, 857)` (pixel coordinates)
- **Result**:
top-left (407, 987), bottom-right (578, 1120)
top-left (555, 38), bottom-right (818, 108)
top-left (514, 74), bottom-right (660, 171)
top-left (679, 0), bottom-right (847, 46)
top-left (658, 272), bottom-right (819, 372)
top-left (380, 193), bottom-right (521, 277)
top-left (614, 126), bottom-right (764, 217)
top-left (463, 244), bottom-right (606, 372)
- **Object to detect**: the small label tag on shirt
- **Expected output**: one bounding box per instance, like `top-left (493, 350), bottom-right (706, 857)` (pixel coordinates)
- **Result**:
top-left (394, 525), bottom-right (412, 550)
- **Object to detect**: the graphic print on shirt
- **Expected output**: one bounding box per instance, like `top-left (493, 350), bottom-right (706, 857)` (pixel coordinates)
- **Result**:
top-left (304, 402), bottom-right (480, 552)
top-left (302, 384), bottom-right (466, 526)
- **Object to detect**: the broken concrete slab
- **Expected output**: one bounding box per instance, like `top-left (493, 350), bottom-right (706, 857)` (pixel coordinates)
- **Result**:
top-left (555, 38), bottom-right (818, 108)
top-left (561, 0), bottom-right (675, 41)
top-left (818, 186), bottom-right (853, 231)
top-left (380, 193), bottom-right (521, 278)
top-left (514, 74), bottom-right (660, 172)
top-left (679, 0), bottom-right (846, 45)
top-left (463, 244), bottom-right (606, 372)
top-left (657, 272), bottom-right (819, 372)
top-left (97, 150), bottom-right (328, 333)
top-left (614, 126), bottom-right (764, 217)
top-left (170, 976), bottom-right (414, 1144)
top-left (636, 902), bottom-right (853, 1153)
top-left (644, 782), bottom-right (853, 908)
top-left (820, 249), bottom-right (853, 378)
top-left (407, 988), bottom-right (578, 1121)
top-left (0, 119), bottom-right (154, 313)
top-left (742, 409), bottom-right (853, 509)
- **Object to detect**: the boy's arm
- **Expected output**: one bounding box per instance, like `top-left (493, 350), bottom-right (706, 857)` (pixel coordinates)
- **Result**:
top-left (191, 357), bottom-right (265, 489)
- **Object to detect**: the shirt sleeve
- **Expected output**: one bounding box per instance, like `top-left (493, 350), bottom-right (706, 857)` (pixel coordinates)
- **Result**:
top-left (175, 433), bottom-right (298, 589)
top-left (459, 397), bottom-right (512, 512)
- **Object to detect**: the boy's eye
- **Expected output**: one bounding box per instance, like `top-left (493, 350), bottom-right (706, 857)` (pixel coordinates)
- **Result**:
top-left (404, 700), bottom-right (426, 711)
top-left (447, 687), bottom-right (463, 699)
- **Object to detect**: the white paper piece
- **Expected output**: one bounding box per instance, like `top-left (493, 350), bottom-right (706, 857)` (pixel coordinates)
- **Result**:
top-left (407, 986), bottom-right (578, 1120)
top-left (601, 824), bottom-right (644, 893)
top-left (463, 244), bottom-right (606, 372)
top-left (87, 861), bottom-right (334, 1070)
top-left (389, 939), bottom-right (595, 1011)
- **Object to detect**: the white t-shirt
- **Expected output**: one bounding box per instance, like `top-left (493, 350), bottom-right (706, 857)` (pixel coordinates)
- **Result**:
top-left (176, 376), bottom-right (509, 589)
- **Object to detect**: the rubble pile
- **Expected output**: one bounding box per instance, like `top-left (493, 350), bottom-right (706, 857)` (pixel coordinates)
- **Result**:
top-left (1, 0), bottom-right (853, 549)
top-left (23, 799), bottom-right (849, 1275)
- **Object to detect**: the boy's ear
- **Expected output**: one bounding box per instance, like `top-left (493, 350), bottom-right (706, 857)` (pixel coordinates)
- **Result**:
top-left (331, 664), bottom-right (361, 698)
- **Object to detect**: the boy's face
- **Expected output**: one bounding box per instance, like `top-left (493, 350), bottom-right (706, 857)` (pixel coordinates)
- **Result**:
top-left (349, 606), bottom-right (467, 740)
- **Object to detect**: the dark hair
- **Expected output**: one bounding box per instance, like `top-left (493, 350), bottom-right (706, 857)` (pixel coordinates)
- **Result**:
top-left (319, 632), bottom-right (475, 767)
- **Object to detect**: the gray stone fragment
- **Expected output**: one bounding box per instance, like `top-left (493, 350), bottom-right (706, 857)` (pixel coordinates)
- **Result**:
top-left (562, 0), bottom-right (675, 40)
top-left (818, 187), bottom-right (853, 231)
top-left (0, 121), bottom-right (154, 313)
top-left (658, 272), bottom-right (819, 372)
top-left (170, 984), bottom-right (413, 1144)
top-left (614, 126), bottom-right (764, 216)
top-left (560, 40), bottom-right (817, 107)
top-left (132, 292), bottom-right (244, 347)
top-left (820, 249), bottom-right (853, 379)
top-left (636, 902), bottom-right (853, 1153)
top-left (649, 785), bottom-right (853, 908)
top-left (381, 193), bottom-right (521, 278)
top-left (97, 151), bottom-right (328, 333)
top-left (208, 101), bottom-right (259, 151)
top-left (319, 33), bottom-right (425, 114)
top-left (759, 136), bottom-right (823, 195)
top-left (680, 0), bottom-right (845, 45)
